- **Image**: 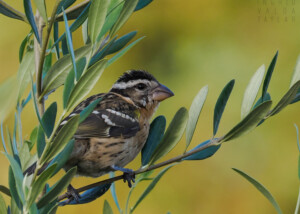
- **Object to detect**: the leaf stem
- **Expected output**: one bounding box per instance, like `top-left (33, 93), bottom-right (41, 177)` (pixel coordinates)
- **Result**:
top-left (57, 138), bottom-right (221, 201)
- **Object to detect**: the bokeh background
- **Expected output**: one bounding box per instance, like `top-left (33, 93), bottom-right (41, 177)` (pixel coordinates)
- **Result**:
top-left (1, 0), bottom-right (300, 213)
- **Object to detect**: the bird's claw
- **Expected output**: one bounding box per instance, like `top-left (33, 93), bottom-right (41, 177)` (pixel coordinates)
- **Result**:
top-left (122, 171), bottom-right (135, 188)
top-left (65, 184), bottom-right (81, 204)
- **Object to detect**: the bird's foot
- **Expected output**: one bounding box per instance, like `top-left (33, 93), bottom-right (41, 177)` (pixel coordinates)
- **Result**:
top-left (111, 166), bottom-right (135, 188)
top-left (64, 184), bottom-right (81, 204)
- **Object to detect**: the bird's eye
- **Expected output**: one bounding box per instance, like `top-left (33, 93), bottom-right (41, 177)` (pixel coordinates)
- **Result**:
top-left (136, 83), bottom-right (147, 90)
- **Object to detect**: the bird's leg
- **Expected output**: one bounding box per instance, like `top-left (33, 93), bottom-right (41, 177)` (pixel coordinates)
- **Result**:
top-left (111, 165), bottom-right (135, 188)
top-left (65, 184), bottom-right (81, 203)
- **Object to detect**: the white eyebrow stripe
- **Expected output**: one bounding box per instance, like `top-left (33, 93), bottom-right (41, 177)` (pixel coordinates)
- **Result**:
top-left (111, 79), bottom-right (151, 89)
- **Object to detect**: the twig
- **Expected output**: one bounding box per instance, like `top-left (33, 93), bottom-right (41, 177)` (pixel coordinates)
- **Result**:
top-left (36, 0), bottom-right (62, 113)
top-left (57, 138), bottom-right (221, 201)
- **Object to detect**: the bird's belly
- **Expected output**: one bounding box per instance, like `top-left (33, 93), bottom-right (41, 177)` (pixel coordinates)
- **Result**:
top-left (64, 127), bottom-right (149, 177)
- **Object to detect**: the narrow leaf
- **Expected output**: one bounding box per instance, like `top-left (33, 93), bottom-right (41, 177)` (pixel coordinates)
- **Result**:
top-left (0, 193), bottom-right (6, 214)
top-left (88, 0), bottom-right (110, 43)
top-left (267, 80), bottom-right (300, 116)
top-left (233, 168), bottom-right (282, 214)
top-left (36, 126), bottom-right (45, 157)
top-left (0, 2), bottom-right (24, 21)
top-left (106, 31), bottom-right (137, 55)
top-left (79, 98), bottom-right (102, 123)
top-left (241, 65), bottom-right (265, 119)
top-left (42, 102), bottom-right (57, 138)
top-left (109, 172), bottom-right (121, 213)
top-left (290, 55), bottom-right (300, 87)
top-left (150, 108), bottom-right (188, 164)
top-left (213, 80), bottom-right (235, 135)
top-left (131, 165), bottom-right (174, 212)
top-left (37, 167), bottom-right (77, 208)
top-left (27, 164), bottom-right (57, 208)
top-left (42, 44), bottom-right (92, 97)
top-left (223, 101), bottom-right (272, 142)
top-left (33, 0), bottom-right (47, 22)
top-left (42, 115), bottom-right (79, 163)
top-left (183, 139), bottom-right (221, 160)
top-left (56, 0), bottom-right (76, 14)
top-left (67, 59), bottom-right (107, 111)
top-left (9, 167), bottom-right (22, 210)
top-left (24, 0), bottom-right (40, 43)
top-left (110, 0), bottom-right (139, 36)
top-left (0, 76), bottom-right (18, 122)
top-left (262, 51), bottom-right (278, 100)
top-left (19, 31), bottom-right (32, 62)
top-left (253, 92), bottom-right (271, 110)
top-left (142, 116), bottom-right (166, 166)
top-left (107, 36), bottom-right (144, 67)
top-left (103, 200), bottom-right (113, 214)
top-left (53, 22), bottom-right (60, 59)
top-left (135, 0), bottom-right (153, 11)
top-left (186, 85), bottom-right (208, 148)
top-left (63, 68), bottom-right (75, 109)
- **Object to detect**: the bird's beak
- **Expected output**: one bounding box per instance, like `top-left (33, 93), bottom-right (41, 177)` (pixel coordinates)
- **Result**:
top-left (152, 84), bottom-right (174, 101)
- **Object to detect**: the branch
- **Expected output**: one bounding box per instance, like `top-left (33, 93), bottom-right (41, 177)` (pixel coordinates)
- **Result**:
top-left (57, 137), bottom-right (221, 201)
top-left (36, 0), bottom-right (62, 114)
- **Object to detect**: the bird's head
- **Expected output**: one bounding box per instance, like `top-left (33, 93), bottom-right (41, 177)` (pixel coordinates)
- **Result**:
top-left (110, 70), bottom-right (174, 109)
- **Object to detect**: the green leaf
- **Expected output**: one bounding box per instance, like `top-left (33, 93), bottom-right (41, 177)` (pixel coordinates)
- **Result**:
top-left (142, 116), bottom-right (166, 166)
top-left (41, 44), bottom-right (92, 97)
top-left (150, 108), bottom-right (188, 165)
top-left (109, 172), bottom-right (121, 213)
top-left (63, 65), bottom-right (75, 109)
top-left (267, 80), bottom-right (300, 117)
top-left (31, 77), bottom-right (45, 134)
top-left (0, 185), bottom-right (11, 197)
top-left (291, 55), bottom-right (300, 88)
top-left (41, 115), bottom-right (79, 163)
top-left (66, 59), bottom-right (107, 111)
top-left (24, 0), bottom-right (40, 43)
top-left (106, 31), bottom-right (137, 55)
top-left (107, 36), bottom-right (144, 67)
top-left (4, 154), bottom-right (24, 204)
top-left (88, 0), bottom-right (110, 43)
top-left (252, 92), bottom-right (271, 110)
top-left (0, 193), bottom-right (6, 214)
top-left (223, 101), bottom-right (272, 142)
top-left (27, 164), bottom-right (57, 208)
top-left (97, 0), bottom-right (124, 40)
top-left (56, 0), bottom-right (76, 14)
top-left (9, 167), bottom-right (22, 210)
top-left (241, 65), bottom-right (265, 119)
top-left (232, 168), bottom-right (282, 214)
top-left (37, 167), bottom-right (77, 209)
top-left (33, 0), bottom-right (47, 22)
top-left (262, 51), bottom-right (278, 100)
top-left (110, 0), bottom-right (139, 36)
top-left (186, 85), bottom-right (208, 148)
top-left (42, 102), bottom-right (57, 138)
top-left (0, 76), bottom-right (18, 122)
top-left (27, 126), bottom-right (38, 151)
top-left (63, 8), bottom-right (77, 80)
top-left (79, 98), bottom-right (102, 123)
top-left (37, 125), bottom-right (45, 157)
top-left (213, 80), bottom-right (235, 136)
top-left (131, 165), bottom-right (174, 212)
top-left (44, 41), bottom-right (53, 76)
top-left (103, 200), bottom-right (113, 214)
top-left (0, 2), bottom-right (24, 21)
top-left (135, 0), bottom-right (153, 11)
top-left (19, 31), bottom-right (32, 62)
top-left (53, 22), bottom-right (60, 59)
top-left (19, 143), bottom-right (30, 171)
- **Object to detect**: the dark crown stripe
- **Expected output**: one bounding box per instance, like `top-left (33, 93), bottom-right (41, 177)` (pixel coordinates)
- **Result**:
top-left (117, 70), bottom-right (157, 83)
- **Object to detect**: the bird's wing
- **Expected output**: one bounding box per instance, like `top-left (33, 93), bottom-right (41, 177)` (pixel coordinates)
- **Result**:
top-left (59, 93), bottom-right (140, 139)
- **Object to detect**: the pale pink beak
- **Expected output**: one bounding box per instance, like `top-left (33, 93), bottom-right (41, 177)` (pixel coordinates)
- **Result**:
top-left (152, 84), bottom-right (174, 101)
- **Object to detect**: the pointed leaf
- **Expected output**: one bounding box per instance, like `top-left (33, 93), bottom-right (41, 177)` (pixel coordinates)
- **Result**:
top-left (150, 108), bottom-right (188, 165)
top-left (9, 167), bottom-right (22, 210)
top-left (53, 22), bottom-right (60, 59)
top-left (37, 167), bottom-right (77, 208)
top-left (24, 0), bottom-right (40, 43)
top-left (106, 31), bottom-right (137, 55)
top-left (109, 172), bottom-right (121, 213)
top-left (0, 193), bottom-right (6, 213)
top-left (183, 139), bottom-right (221, 160)
top-left (42, 115), bottom-right (79, 163)
top-left (262, 51), bottom-right (278, 100)
top-left (186, 85), bottom-right (208, 148)
top-left (33, 0), bottom-right (47, 22)
top-left (290, 55), bottom-right (300, 87)
top-left (142, 116), bottom-right (166, 166)
top-left (135, 0), bottom-right (153, 11)
top-left (241, 65), bottom-right (265, 119)
top-left (56, 0), bottom-right (76, 14)
top-left (42, 44), bottom-right (92, 97)
top-left (63, 67), bottom-right (75, 109)
top-left (131, 165), bottom-right (174, 212)
top-left (37, 126), bottom-right (45, 157)
top-left (67, 59), bottom-right (107, 111)
top-left (42, 102), bottom-right (57, 138)
top-left (62, 38), bottom-right (69, 56)
top-left (253, 92), bottom-right (271, 110)
top-left (27, 164), bottom-right (57, 208)
top-left (0, 2), bottom-right (24, 21)
top-left (267, 80), bottom-right (300, 116)
top-left (110, 0), bottom-right (139, 36)
top-left (213, 80), bottom-right (235, 135)
top-left (107, 36), bottom-right (144, 67)
top-left (103, 200), bottom-right (113, 214)
top-left (19, 31), bottom-right (32, 62)
top-left (79, 98), bottom-right (102, 123)
top-left (223, 101), bottom-right (272, 142)
top-left (233, 168), bottom-right (282, 214)
top-left (88, 0), bottom-right (110, 43)
top-left (0, 76), bottom-right (18, 122)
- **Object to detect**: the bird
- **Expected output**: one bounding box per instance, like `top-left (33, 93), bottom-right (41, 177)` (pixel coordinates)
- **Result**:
top-left (25, 70), bottom-right (174, 200)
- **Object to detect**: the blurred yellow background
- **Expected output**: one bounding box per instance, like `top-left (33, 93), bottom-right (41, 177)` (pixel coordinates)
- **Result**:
top-left (1, 0), bottom-right (300, 213)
